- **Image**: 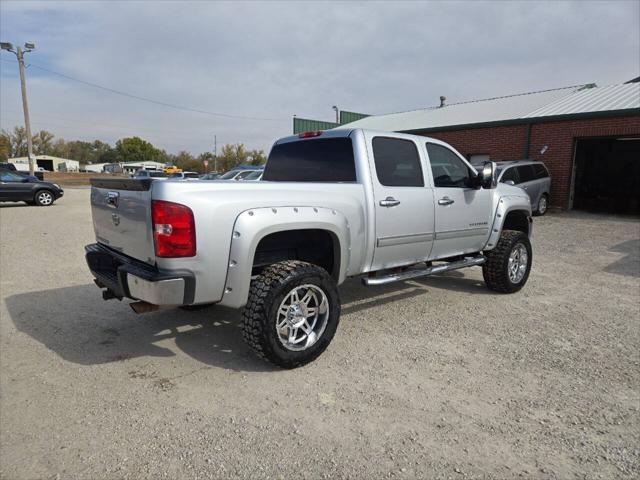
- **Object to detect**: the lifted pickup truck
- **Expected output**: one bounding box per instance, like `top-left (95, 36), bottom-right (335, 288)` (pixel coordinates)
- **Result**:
top-left (86, 129), bottom-right (533, 368)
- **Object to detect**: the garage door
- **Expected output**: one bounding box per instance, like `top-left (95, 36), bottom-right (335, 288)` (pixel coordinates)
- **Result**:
top-left (571, 137), bottom-right (640, 215)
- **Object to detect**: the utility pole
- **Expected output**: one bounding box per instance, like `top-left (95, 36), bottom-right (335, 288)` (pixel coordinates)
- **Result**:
top-left (1, 42), bottom-right (36, 176)
top-left (214, 134), bottom-right (217, 172)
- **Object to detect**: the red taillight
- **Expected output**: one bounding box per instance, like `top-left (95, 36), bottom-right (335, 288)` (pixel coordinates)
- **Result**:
top-left (151, 200), bottom-right (196, 258)
top-left (298, 130), bottom-right (323, 138)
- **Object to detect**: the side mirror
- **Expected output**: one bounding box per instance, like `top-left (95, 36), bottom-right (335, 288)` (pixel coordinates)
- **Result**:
top-left (504, 180), bottom-right (515, 186)
top-left (474, 161), bottom-right (494, 189)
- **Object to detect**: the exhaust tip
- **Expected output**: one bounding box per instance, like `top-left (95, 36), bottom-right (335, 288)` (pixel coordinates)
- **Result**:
top-left (130, 301), bottom-right (159, 314)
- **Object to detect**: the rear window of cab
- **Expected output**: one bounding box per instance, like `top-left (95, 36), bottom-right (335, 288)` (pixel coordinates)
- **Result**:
top-left (263, 138), bottom-right (356, 182)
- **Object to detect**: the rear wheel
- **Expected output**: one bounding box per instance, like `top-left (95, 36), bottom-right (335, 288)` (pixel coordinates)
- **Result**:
top-left (535, 194), bottom-right (548, 216)
top-left (483, 230), bottom-right (532, 293)
top-left (242, 260), bottom-right (340, 368)
top-left (34, 190), bottom-right (55, 206)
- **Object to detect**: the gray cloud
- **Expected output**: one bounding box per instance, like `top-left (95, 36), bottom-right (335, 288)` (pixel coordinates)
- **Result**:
top-left (1, 0), bottom-right (638, 154)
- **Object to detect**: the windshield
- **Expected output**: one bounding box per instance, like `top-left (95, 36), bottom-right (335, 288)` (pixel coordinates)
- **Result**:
top-left (149, 171), bottom-right (167, 178)
top-left (244, 170), bottom-right (262, 180)
top-left (219, 170), bottom-right (241, 180)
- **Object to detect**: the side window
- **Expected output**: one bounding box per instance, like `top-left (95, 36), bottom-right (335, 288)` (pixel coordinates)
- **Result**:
top-left (533, 163), bottom-right (549, 179)
top-left (1, 171), bottom-right (21, 182)
top-left (517, 165), bottom-right (536, 183)
top-left (372, 137), bottom-right (424, 187)
top-left (500, 167), bottom-right (519, 184)
top-left (426, 143), bottom-right (471, 188)
top-left (236, 171), bottom-right (254, 180)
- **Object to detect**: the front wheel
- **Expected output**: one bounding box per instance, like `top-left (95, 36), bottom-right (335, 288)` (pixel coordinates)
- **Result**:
top-left (483, 230), bottom-right (532, 293)
top-left (34, 190), bottom-right (55, 206)
top-left (242, 260), bottom-right (340, 368)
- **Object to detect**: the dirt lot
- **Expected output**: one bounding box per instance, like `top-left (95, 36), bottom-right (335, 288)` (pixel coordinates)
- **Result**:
top-left (1, 188), bottom-right (638, 479)
top-left (43, 172), bottom-right (127, 187)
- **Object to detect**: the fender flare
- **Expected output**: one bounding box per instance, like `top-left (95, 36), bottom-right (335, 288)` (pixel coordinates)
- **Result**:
top-left (484, 195), bottom-right (532, 251)
top-left (219, 206), bottom-right (351, 309)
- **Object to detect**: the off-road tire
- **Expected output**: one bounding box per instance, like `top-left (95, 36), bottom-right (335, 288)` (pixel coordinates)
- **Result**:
top-left (483, 230), bottom-right (532, 293)
top-left (534, 194), bottom-right (549, 216)
top-left (34, 189), bottom-right (55, 206)
top-left (242, 260), bottom-right (340, 369)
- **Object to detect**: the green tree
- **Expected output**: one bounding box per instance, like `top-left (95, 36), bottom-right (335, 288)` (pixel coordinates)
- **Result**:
top-left (7, 126), bottom-right (28, 157)
top-left (248, 149), bottom-right (266, 166)
top-left (115, 136), bottom-right (162, 163)
top-left (91, 140), bottom-right (114, 163)
top-left (0, 130), bottom-right (11, 161)
top-left (172, 150), bottom-right (204, 173)
top-left (51, 138), bottom-right (69, 159)
top-left (65, 140), bottom-right (95, 164)
top-left (32, 130), bottom-right (55, 155)
top-left (216, 144), bottom-right (267, 171)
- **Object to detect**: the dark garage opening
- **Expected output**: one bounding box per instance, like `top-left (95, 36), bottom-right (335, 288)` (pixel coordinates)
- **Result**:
top-left (36, 159), bottom-right (54, 171)
top-left (572, 137), bottom-right (640, 215)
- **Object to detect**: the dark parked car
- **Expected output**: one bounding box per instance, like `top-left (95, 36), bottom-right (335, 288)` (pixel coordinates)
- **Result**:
top-left (0, 162), bottom-right (17, 171)
top-left (0, 169), bottom-right (64, 206)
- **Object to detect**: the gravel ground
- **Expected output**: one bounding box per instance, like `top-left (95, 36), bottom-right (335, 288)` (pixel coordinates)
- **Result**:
top-left (1, 188), bottom-right (638, 479)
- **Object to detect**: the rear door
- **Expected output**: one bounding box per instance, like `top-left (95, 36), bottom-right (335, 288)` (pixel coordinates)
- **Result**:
top-left (90, 178), bottom-right (157, 264)
top-left (426, 142), bottom-right (492, 260)
top-left (366, 134), bottom-right (435, 270)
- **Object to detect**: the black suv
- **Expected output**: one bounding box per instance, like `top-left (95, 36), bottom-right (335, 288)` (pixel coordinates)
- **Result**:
top-left (0, 169), bottom-right (64, 206)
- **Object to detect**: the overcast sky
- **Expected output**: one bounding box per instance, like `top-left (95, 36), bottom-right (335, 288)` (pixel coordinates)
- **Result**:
top-left (1, 0), bottom-right (638, 155)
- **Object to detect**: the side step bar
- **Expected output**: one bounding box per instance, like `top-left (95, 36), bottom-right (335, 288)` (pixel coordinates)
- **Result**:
top-left (362, 255), bottom-right (486, 286)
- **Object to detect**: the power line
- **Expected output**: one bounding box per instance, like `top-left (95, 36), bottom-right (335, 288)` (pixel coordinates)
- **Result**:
top-left (0, 58), bottom-right (288, 122)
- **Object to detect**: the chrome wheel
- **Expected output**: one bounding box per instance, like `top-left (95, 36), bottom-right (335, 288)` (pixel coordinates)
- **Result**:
top-left (276, 284), bottom-right (329, 351)
top-left (508, 243), bottom-right (528, 284)
top-left (538, 196), bottom-right (547, 214)
top-left (37, 191), bottom-right (53, 206)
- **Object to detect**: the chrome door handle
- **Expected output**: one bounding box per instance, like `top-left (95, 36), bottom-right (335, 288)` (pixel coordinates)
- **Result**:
top-left (379, 196), bottom-right (400, 207)
top-left (438, 197), bottom-right (455, 206)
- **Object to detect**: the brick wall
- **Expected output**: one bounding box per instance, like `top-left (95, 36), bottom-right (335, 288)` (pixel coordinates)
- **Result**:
top-left (416, 115), bottom-right (640, 208)
top-left (527, 116), bottom-right (640, 208)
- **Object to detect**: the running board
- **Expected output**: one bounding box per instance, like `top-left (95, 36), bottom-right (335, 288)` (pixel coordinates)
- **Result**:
top-left (362, 256), bottom-right (486, 286)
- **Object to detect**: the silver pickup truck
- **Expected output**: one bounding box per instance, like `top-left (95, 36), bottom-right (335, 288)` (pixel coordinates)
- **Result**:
top-left (86, 129), bottom-right (533, 368)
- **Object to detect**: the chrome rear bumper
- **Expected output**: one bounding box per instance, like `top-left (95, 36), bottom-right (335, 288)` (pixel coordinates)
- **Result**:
top-left (85, 243), bottom-right (195, 305)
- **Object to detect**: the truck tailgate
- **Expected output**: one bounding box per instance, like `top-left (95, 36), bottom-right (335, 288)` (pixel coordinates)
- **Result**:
top-left (90, 178), bottom-right (156, 265)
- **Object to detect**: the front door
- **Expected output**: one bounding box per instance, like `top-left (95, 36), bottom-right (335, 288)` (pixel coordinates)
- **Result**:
top-left (425, 142), bottom-right (492, 260)
top-left (0, 171), bottom-right (32, 201)
top-left (367, 134), bottom-right (435, 270)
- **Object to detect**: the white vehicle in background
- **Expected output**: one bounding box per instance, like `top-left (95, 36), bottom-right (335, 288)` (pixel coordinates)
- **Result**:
top-left (239, 170), bottom-right (263, 181)
top-left (168, 171), bottom-right (201, 180)
top-left (218, 169), bottom-right (262, 181)
top-left (131, 169), bottom-right (168, 180)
